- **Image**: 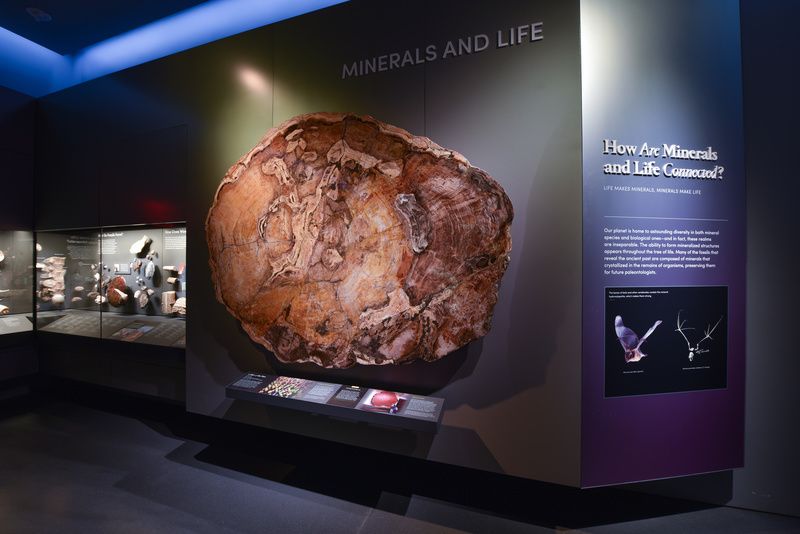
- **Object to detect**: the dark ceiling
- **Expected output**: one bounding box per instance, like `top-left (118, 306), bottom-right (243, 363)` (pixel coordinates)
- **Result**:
top-left (0, 0), bottom-right (211, 55)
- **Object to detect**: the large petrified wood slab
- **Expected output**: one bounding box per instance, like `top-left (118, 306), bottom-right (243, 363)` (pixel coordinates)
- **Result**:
top-left (207, 113), bottom-right (513, 368)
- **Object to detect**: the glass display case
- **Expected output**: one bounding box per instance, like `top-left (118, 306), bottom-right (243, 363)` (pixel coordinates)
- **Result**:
top-left (0, 230), bottom-right (35, 335)
top-left (35, 223), bottom-right (186, 347)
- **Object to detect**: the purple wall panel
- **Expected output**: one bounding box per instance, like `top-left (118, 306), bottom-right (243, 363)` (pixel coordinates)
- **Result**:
top-left (580, 0), bottom-right (745, 486)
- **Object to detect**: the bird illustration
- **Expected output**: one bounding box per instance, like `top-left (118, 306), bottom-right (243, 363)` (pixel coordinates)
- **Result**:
top-left (614, 315), bottom-right (662, 363)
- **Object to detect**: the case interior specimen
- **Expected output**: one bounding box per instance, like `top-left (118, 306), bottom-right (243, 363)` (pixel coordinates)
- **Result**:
top-left (0, 230), bottom-right (34, 336)
top-left (35, 224), bottom-right (186, 348)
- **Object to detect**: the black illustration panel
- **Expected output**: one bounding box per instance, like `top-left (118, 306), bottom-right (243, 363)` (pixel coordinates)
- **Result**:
top-left (605, 286), bottom-right (727, 397)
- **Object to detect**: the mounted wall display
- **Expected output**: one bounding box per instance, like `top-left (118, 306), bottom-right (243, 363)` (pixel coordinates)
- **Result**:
top-left (33, 0), bottom-right (744, 488)
top-left (206, 112), bottom-right (513, 369)
top-left (35, 224), bottom-right (187, 348)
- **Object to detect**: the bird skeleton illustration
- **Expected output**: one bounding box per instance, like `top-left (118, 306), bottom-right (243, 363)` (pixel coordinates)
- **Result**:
top-left (675, 311), bottom-right (723, 361)
top-left (615, 315), bottom-right (662, 363)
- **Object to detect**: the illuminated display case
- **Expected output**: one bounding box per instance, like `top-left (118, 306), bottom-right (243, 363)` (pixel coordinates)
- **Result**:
top-left (35, 223), bottom-right (186, 348)
top-left (0, 230), bottom-right (35, 336)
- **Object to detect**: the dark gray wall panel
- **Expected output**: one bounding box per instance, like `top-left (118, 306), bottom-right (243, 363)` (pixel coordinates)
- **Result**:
top-left (0, 86), bottom-right (34, 230)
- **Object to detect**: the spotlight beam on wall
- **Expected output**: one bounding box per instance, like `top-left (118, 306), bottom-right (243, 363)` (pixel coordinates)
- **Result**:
top-left (0, 0), bottom-right (347, 97)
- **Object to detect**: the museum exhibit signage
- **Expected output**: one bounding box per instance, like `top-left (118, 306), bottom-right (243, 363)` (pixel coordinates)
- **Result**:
top-left (580, 0), bottom-right (745, 485)
top-left (227, 373), bottom-right (444, 432)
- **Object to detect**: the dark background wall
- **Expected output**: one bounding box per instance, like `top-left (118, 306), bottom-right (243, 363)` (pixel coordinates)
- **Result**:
top-left (0, 85), bottom-right (34, 228)
top-left (0, 86), bottom-right (36, 382)
top-left (718, 0), bottom-right (798, 516)
top-left (630, 0), bottom-right (800, 517)
top-left (33, 60), bottom-right (188, 401)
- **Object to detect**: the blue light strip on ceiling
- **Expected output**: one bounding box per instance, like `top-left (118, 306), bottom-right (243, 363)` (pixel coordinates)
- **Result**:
top-left (0, 0), bottom-right (347, 97)
top-left (0, 26), bottom-right (68, 97)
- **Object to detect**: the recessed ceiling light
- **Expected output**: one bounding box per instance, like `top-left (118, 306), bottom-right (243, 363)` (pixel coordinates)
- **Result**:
top-left (25, 7), bottom-right (52, 22)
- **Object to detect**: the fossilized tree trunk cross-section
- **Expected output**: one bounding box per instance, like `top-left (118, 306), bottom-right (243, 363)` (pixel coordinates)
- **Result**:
top-left (206, 113), bottom-right (513, 368)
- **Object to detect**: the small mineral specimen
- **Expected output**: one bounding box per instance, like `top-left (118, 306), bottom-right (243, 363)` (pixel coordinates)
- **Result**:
top-left (161, 291), bottom-right (177, 314)
top-left (206, 112), bottom-right (513, 368)
top-left (52, 294), bottom-right (65, 305)
top-left (136, 289), bottom-right (150, 308)
top-left (172, 297), bottom-right (186, 317)
top-left (371, 391), bottom-right (399, 408)
top-left (74, 286), bottom-right (84, 292)
top-left (163, 265), bottom-right (177, 272)
top-left (129, 235), bottom-right (152, 256)
top-left (166, 276), bottom-right (178, 285)
top-left (0, 305), bottom-right (9, 315)
top-left (71, 297), bottom-right (83, 303)
top-left (0, 250), bottom-right (4, 263)
top-left (145, 261), bottom-right (155, 279)
top-left (39, 256), bottom-right (66, 303)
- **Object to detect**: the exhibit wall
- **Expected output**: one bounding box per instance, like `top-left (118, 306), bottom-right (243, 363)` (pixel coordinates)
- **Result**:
top-left (30, 0), bottom-right (758, 491)
top-left (35, 81), bottom-right (189, 400)
top-left (35, 0), bottom-right (584, 485)
top-left (580, 0), bottom-right (745, 486)
top-left (0, 85), bottom-right (36, 381)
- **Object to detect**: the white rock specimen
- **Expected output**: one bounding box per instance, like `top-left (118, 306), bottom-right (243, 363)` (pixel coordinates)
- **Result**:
top-left (129, 235), bottom-right (153, 256)
top-left (52, 294), bottom-right (65, 305)
top-left (0, 304), bottom-right (9, 315)
top-left (145, 261), bottom-right (155, 279)
top-left (166, 276), bottom-right (178, 285)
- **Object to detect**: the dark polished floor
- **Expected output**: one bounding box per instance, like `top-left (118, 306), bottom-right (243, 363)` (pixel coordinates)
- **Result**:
top-left (1, 381), bottom-right (798, 534)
